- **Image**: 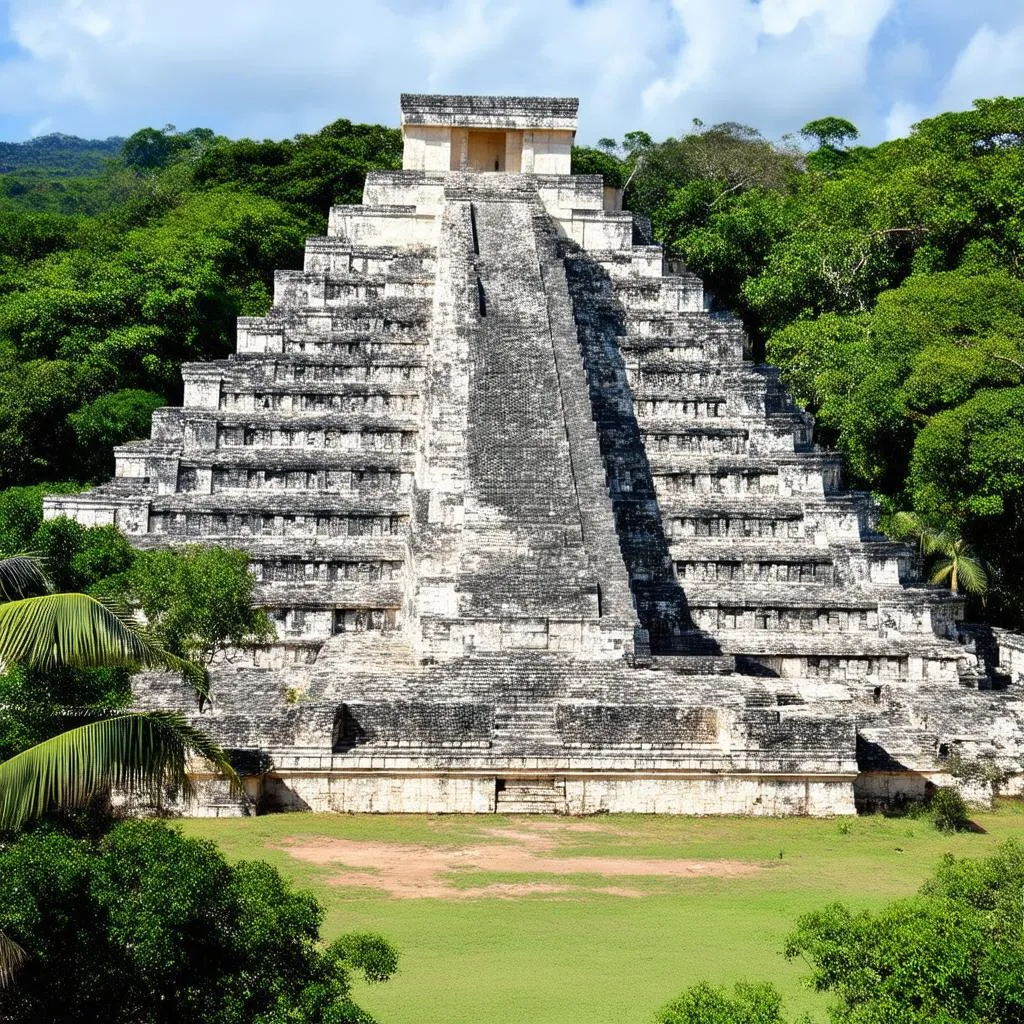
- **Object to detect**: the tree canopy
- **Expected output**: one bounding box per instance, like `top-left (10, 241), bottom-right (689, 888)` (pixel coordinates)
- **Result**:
top-left (0, 820), bottom-right (399, 1023)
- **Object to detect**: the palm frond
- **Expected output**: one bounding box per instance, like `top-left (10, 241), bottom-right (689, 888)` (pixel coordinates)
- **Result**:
top-left (885, 510), bottom-right (944, 557)
top-left (178, 659), bottom-right (212, 710)
top-left (887, 510), bottom-right (926, 541)
top-left (0, 593), bottom-right (158, 670)
top-left (922, 529), bottom-right (955, 558)
top-left (952, 552), bottom-right (988, 595)
top-left (0, 711), bottom-right (244, 832)
top-left (0, 555), bottom-right (51, 602)
top-left (929, 558), bottom-right (955, 587)
top-left (0, 593), bottom-right (164, 670)
top-left (0, 592), bottom-right (209, 703)
top-left (0, 930), bottom-right (26, 989)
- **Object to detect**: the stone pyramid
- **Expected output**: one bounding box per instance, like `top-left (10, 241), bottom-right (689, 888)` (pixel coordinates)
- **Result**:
top-left (47, 95), bottom-right (1024, 815)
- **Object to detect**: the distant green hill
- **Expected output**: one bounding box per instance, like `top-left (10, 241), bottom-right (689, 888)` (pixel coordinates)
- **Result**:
top-left (0, 133), bottom-right (124, 175)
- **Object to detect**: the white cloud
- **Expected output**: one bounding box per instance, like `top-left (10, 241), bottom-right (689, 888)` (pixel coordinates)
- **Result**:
top-left (883, 99), bottom-right (924, 139)
top-left (939, 21), bottom-right (1024, 112)
top-left (0, 0), bottom-right (1011, 145)
top-left (642, 0), bottom-right (897, 138)
top-left (759, 0), bottom-right (893, 39)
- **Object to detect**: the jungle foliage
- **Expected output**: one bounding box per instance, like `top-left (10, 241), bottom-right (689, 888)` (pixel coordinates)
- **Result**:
top-left (0, 133), bottom-right (125, 176)
top-left (0, 820), bottom-right (398, 1023)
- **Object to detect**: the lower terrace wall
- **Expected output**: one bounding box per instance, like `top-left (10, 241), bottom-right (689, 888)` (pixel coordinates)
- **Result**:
top-left (563, 775), bottom-right (855, 816)
top-left (190, 772), bottom-right (857, 817)
top-left (262, 773), bottom-right (497, 813)
top-left (855, 769), bottom-right (1024, 809)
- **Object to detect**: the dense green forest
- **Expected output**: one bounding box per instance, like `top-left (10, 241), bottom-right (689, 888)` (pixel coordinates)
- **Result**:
top-left (0, 133), bottom-right (125, 176)
top-left (0, 102), bottom-right (1022, 625)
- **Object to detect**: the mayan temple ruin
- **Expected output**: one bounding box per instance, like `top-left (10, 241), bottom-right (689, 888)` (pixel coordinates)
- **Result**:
top-left (46, 94), bottom-right (1024, 816)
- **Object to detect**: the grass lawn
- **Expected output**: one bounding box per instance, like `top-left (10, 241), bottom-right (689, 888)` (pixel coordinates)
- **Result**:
top-left (182, 802), bottom-right (1024, 1024)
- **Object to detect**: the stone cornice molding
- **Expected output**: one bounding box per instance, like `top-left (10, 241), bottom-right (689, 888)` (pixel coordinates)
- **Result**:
top-left (400, 93), bottom-right (578, 131)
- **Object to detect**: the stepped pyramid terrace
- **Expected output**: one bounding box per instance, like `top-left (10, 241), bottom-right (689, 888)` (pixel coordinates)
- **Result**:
top-left (46, 94), bottom-right (1024, 816)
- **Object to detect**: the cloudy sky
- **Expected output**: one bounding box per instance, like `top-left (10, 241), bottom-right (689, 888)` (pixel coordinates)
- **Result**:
top-left (0, 0), bottom-right (1022, 145)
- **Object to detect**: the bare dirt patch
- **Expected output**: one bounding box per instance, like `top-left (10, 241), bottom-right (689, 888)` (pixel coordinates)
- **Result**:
top-left (277, 821), bottom-right (760, 899)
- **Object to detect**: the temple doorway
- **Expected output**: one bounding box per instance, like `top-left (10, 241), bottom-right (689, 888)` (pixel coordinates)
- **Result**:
top-left (467, 130), bottom-right (506, 171)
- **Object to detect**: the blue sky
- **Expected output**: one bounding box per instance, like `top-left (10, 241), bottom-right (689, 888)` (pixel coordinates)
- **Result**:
top-left (0, 0), bottom-right (1022, 145)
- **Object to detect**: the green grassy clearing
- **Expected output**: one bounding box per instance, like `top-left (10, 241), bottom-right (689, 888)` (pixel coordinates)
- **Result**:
top-left (181, 803), bottom-right (1024, 1024)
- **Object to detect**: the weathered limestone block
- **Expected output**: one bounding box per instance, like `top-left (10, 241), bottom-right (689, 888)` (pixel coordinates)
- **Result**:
top-left (327, 205), bottom-right (441, 247)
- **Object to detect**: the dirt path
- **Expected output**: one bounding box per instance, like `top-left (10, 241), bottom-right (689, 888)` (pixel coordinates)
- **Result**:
top-left (277, 821), bottom-right (761, 898)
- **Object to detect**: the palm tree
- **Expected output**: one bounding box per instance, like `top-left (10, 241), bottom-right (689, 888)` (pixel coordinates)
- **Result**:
top-left (0, 554), bottom-right (241, 985)
top-left (0, 932), bottom-right (26, 989)
top-left (885, 510), bottom-right (933, 557)
top-left (927, 531), bottom-right (988, 596)
top-left (884, 511), bottom-right (988, 596)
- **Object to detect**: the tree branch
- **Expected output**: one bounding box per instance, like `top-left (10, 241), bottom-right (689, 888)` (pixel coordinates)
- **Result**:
top-left (990, 353), bottom-right (1024, 375)
top-left (622, 153), bottom-right (646, 195)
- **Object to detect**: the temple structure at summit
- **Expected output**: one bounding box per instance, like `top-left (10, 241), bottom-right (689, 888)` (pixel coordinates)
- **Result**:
top-left (47, 94), bottom-right (1024, 815)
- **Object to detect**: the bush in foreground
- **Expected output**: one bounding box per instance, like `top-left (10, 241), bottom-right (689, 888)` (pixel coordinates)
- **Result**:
top-left (658, 841), bottom-right (1024, 1024)
top-left (928, 786), bottom-right (971, 833)
top-left (655, 980), bottom-right (792, 1024)
top-left (0, 820), bottom-right (398, 1023)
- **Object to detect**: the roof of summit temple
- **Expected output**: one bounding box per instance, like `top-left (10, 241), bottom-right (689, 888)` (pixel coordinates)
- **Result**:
top-left (399, 94), bottom-right (578, 132)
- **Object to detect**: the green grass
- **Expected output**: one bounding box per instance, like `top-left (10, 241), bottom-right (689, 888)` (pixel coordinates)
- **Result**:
top-left (182, 802), bottom-right (1024, 1024)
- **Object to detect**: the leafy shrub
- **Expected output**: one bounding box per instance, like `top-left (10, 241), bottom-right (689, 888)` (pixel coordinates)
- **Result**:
top-left (783, 841), bottom-right (1024, 1024)
top-left (928, 786), bottom-right (970, 833)
top-left (68, 389), bottom-right (165, 480)
top-left (0, 820), bottom-right (398, 1023)
top-left (128, 545), bottom-right (274, 662)
top-left (655, 980), bottom-right (789, 1024)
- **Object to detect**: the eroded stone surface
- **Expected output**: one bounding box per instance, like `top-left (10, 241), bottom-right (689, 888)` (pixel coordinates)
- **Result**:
top-left (47, 95), bottom-right (1024, 815)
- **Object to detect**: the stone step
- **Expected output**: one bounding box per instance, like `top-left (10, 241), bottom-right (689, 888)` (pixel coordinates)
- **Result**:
top-left (258, 297), bottom-right (433, 329)
top-left (237, 334), bottom-right (430, 360)
top-left (228, 351), bottom-right (429, 372)
top-left (180, 449), bottom-right (414, 472)
top-left (189, 377), bottom-right (423, 402)
top-left (494, 801), bottom-right (560, 814)
top-left (495, 776), bottom-right (565, 814)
